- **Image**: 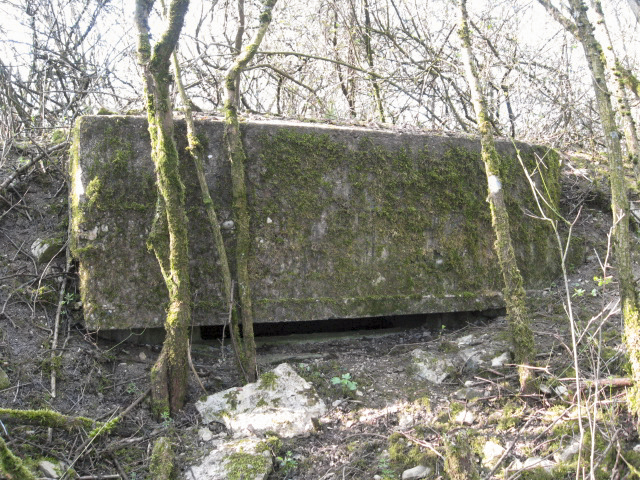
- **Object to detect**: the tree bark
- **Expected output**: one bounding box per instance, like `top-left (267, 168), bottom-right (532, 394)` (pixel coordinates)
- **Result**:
top-left (362, 0), bottom-right (385, 122)
top-left (458, 0), bottom-right (536, 392)
top-left (537, 0), bottom-right (640, 424)
top-left (0, 436), bottom-right (36, 480)
top-left (223, 0), bottom-right (278, 382)
top-left (444, 430), bottom-right (480, 480)
top-left (590, 1), bottom-right (640, 184)
top-left (135, 0), bottom-right (191, 416)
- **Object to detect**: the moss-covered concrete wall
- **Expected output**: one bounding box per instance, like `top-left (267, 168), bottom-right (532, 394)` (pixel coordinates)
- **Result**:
top-left (70, 116), bottom-right (562, 330)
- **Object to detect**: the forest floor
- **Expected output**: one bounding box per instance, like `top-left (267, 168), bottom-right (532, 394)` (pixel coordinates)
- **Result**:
top-left (0, 143), bottom-right (640, 480)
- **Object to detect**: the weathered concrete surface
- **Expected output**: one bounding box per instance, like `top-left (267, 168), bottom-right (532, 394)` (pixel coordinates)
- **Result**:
top-left (70, 116), bottom-right (563, 330)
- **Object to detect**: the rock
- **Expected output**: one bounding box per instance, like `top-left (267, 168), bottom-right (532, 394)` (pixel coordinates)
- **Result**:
top-left (522, 457), bottom-right (555, 473)
top-left (411, 349), bottom-right (453, 384)
top-left (187, 437), bottom-right (272, 480)
top-left (138, 352), bottom-right (147, 361)
top-left (456, 347), bottom-right (484, 372)
top-left (633, 443), bottom-right (640, 453)
top-left (332, 399), bottom-right (343, 408)
top-left (453, 387), bottom-right (484, 400)
top-left (539, 383), bottom-right (553, 395)
top-left (482, 440), bottom-right (506, 467)
top-left (456, 334), bottom-right (475, 346)
top-left (0, 367), bottom-right (10, 390)
top-left (38, 460), bottom-right (61, 478)
top-left (195, 363), bottom-right (326, 438)
top-left (401, 465), bottom-right (432, 479)
top-left (222, 220), bottom-right (235, 230)
top-left (454, 409), bottom-right (475, 425)
top-left (31, 237), bottom-right (64, 264)
top-left (198, 427), bottom-right (214, 442)
top-left (373, 475), bottom-right (383, 480)
top-left (554, 439), bottom-right (581, 463)
top-left (554, 385), bottom-right (569, 398)
top-left (398, 412), bottom-right (417, 430)
top-left (491, 352), bottom-right (510, 367)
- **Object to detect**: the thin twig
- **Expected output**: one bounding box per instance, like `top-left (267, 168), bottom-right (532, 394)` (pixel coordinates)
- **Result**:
top-left (188, 341), bottom-right (207, 395)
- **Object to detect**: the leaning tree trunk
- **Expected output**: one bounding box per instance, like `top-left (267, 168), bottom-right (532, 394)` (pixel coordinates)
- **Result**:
top-left (135, 0), bottom-right (191, 416)
top-left (590, 0), bottom-right (640, 184)
top-left (223, 0), bottom-right (278, 382)
top-left (538, 0), bottom-right (640, 423)
top-left (458, 0), bottom-right (535, 392)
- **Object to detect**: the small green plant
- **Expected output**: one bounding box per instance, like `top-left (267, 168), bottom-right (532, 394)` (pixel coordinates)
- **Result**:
top-left (572, 287), bottom-right (585, 297)
top-left (62, 292), bottom-right (78, 305)
top-left (331, 373), bottom-right (357, 392)
top-left (276, 451), bottom-right (298, 474)
top-left (594, 275), bottom-right (612, 287)
top-left (259, 371), bottom-right (278, 390)
top-left (126, 382), bottom-right (139, 395)
top-left (377, 457), bottom-right (395, 478)
top-left (160, 410), bottom-right (172, 428)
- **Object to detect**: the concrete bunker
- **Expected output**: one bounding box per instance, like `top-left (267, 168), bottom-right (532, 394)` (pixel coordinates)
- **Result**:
top-left (70, 116), bottom-right (563, 336)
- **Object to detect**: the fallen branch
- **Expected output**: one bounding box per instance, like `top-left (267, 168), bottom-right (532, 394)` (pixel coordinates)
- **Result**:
top-left (0, 142), bottom-right (68, 192)
top-left (0, 408), bottom-right (99, 431)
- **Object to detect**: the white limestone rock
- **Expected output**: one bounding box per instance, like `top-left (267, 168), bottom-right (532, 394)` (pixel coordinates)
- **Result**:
top-left (482, 440), bottom-right (506, 467)
top-left (198, 427), bottom-right (213, 442)
top-left (401, 465), bottom-right (432, 479)
top-left (454, 409), bottom-right (475, 425)
top-left (411, 349), bottom-right (453, 384)
top-left (554, 439), bottom-right (582, 463)
top-left (186, 437), bottom-right (272, 480)
top-left (38, 460), bottom-right (61, 478)
top-left (195, 363), bottom-right (326, 438)
top-left (491, 352), bottom-right (510, 367)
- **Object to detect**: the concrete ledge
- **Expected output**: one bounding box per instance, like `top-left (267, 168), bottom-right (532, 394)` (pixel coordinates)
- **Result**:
top-left (70, 116), bottom-right (563, 330)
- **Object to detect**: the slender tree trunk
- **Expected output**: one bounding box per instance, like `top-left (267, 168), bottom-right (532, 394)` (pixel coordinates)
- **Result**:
top-left (135, 0), bottom-right (191, 416)
top-left (591, 1), bottom-right (640, 184)
top-left (458, 0), bottom-right (535, 391)
top-left (627, 0), bottom-right (640, 23)
top-left (538, 0), bottom-right (640, 423)
top-left (171, 47), bottom-right (248, 376)
top-left (223, 0), bottom-right (278, 382)
top-left (362, 0), bottom-right (385, 122)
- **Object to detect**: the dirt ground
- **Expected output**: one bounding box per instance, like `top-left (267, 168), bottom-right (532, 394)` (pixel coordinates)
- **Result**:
top-left (1, 146), bottom-right (639, 480)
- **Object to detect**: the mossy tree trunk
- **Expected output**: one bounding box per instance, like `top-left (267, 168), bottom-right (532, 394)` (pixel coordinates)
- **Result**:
top-left (223, 0), bottom-right (278, 383)
top-left (134, 0), bottom-right (191, 416)
top-left (458, 0), bottom-right (536, 391)
top-left (0, 436), bottom-right (37, 480)
top-left (170, 42), bottom-right (246, 369)
top-left (590, 0), bottom-right (640, 184)
top-left (443, 431), bottom-right (480, 480)
top-left (149, 437), bottom-right (175, 480)
top-left (537, 0), bottom-right (640, 423)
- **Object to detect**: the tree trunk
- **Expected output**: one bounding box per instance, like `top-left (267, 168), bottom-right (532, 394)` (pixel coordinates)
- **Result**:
top-left (538, 0), bottom-right (640, 424)
top-left (223, 0), bottom-right (278, 382)
top-left (135, 0), bottom-right (191, 416)
top-left (590, 1), bottom-right (640, 184)
top-left (444, 430), bottom-right (480, 480)
top-left (362, 0), bottom-right (385, 122)
top-left (458, 0), bottom-right (536, 391)
top-left (0, 436), bottom-right (36, 480)
top-left (627, 0), bottom-right (640, 23)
